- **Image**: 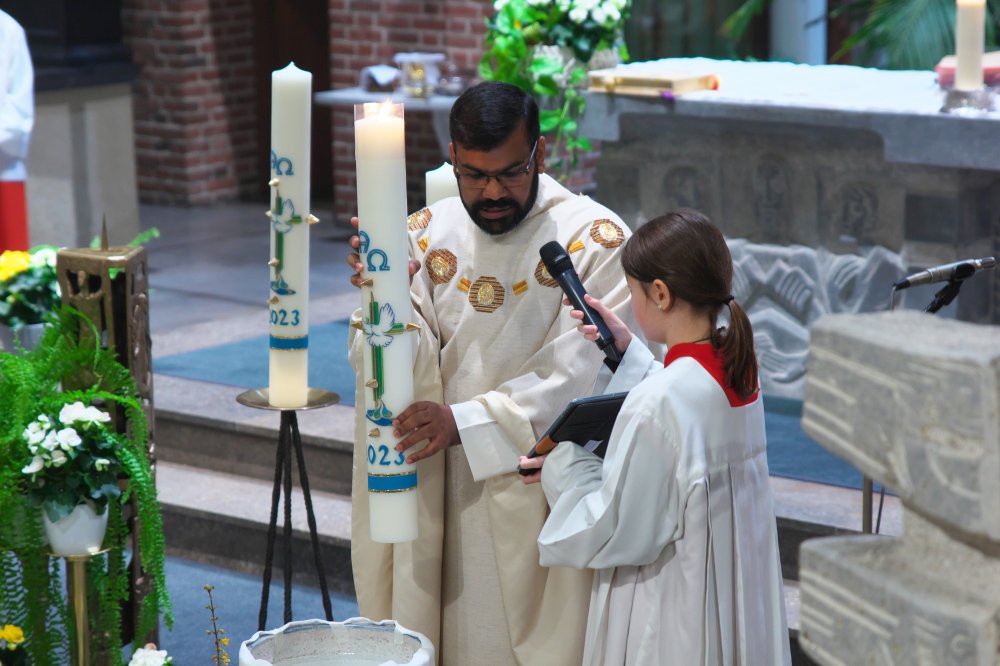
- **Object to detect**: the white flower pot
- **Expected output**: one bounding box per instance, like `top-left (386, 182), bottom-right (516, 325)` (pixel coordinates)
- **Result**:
top-left (42, 503), bottom-right (108, 557)
top-left (239, 617), bottom-right (435, 666)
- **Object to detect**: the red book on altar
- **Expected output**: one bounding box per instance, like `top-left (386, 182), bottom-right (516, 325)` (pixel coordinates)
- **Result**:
top-left (935, 50), bottom-right (1000, 88)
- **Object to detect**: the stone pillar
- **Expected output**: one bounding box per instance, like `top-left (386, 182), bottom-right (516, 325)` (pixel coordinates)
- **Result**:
top-left (798, 311), bottom-right (1000, 664)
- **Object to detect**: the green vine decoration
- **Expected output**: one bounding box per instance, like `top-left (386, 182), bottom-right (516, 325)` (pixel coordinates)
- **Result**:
top-left (480, 0), bottom-right (631, 180)
top-left (0, 307), bottom-right (173, 664)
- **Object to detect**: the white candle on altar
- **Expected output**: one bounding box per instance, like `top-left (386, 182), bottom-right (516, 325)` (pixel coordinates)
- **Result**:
top-left (425, 162), bottom-right (459, 206)
top-left (268, 63), bottom-right (312, 408)
top-left (354, 102), bottom-right (418, 543)
top-left (955, 0), bottom-right (985, 91)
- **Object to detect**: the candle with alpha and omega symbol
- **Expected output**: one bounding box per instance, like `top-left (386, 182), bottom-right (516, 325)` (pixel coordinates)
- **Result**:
top-left (267, 63), bottom-right (315, 408)
top-left (354, 101), bottom-right (418, 543)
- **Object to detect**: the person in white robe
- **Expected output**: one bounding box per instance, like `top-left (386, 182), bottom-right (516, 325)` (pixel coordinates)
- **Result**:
top-left (0, 9), bottom-right (33, 250)
top-left (347, 82), bottom-right (634, 665)
top-left (520, 209), bottom-right (791, 666)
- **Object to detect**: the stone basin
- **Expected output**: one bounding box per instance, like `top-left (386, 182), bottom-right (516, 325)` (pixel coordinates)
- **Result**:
top-left (239, 617), bottom-right (434, 666)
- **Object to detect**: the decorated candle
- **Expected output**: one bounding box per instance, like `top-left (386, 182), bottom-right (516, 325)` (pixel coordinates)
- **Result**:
top-left (955, 0), bottom-right (985, 90)
top-left (425, 162), bottom-right (459, 206)
top-left (354, 102), bottom-right (418, 543)
top-left (268, 63), bottom-right (313, 408)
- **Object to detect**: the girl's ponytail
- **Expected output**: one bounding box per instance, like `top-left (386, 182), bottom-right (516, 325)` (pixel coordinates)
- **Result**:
top-left (716, 299), bottom-right (758, 400)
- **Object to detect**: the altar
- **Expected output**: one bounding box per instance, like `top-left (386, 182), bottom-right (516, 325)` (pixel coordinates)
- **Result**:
top-left (582, 58), bottom-right (999, 330)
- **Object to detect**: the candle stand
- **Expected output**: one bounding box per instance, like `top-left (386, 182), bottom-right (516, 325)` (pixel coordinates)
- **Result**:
top-left (235, 387), bottom-right (340, 631)
top-left (56, 548), bottom-right (109, 666)
top-left (940, 86), bottom-right (997, 113)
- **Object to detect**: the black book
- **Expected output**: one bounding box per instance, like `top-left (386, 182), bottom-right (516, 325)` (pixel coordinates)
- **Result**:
top-left (517, 392), bottom-right (628, 475)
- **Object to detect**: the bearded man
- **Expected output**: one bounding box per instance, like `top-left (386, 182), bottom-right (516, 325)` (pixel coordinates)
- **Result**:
top-left (347, 81), bottom-right (632, 665)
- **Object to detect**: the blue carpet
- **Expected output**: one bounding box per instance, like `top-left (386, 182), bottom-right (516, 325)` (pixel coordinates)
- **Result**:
top-left (155, 320), bottom-right (356, 407)
top-left (763, 395), bottom-right (863, 490)
top-left (157, 327), bottom-right (862, 489)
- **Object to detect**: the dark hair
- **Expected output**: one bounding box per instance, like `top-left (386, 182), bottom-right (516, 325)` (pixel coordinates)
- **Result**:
top-left (622, 209), bottom-right (758, 400)
top-left (449, 81), bottom-right (539, 152)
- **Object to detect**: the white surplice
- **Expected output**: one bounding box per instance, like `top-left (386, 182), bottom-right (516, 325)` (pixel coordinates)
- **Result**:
top-left (538, 340), bottom-right (791, 666)
top-left (348, 174), bottom-right (634, 665)
top-left (0, 10), bottom-right (33, 181)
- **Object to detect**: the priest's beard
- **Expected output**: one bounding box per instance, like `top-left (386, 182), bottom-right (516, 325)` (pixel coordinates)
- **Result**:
top-left (462, 172), bottom-right (539, 236)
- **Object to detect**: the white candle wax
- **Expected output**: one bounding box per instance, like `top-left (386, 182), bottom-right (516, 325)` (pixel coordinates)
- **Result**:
top-left (268, 63), bottom-right (312, 408)
top-left (955, 0), bottom-right (985, 91)
top-left (425, 162), bottom-right (459, 206)
top-left (355, 103), bottom-right (418, 543)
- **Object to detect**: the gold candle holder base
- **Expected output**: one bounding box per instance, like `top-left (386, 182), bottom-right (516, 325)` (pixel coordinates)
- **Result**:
top-left (53, 549), bottom-right (110, 666)
top-left (940, 86), bottom-right (998, 113)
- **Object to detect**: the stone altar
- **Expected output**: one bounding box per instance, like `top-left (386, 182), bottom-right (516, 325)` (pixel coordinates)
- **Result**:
top-left (582, 58), bottom-right (999, 338)
top-left (798, 311), bottom-right (1000, 664)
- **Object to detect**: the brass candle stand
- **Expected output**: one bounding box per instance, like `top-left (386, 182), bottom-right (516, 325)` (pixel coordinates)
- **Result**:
top-left (55, 548), bottom-right (109, 666)
top-left (235, 387), bottom-right (339, 631)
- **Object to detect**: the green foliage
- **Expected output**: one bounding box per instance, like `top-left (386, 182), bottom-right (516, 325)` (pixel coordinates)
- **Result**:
top-left (480, 0), bottom-right (631, 179)
top-left (0, 307), bottom-right (173, 665)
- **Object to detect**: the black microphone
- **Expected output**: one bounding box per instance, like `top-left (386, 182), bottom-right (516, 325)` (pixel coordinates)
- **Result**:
top-left (539, 241), bottom-right (622, 365)
top-left (893, 256), bottom-right (997, 290)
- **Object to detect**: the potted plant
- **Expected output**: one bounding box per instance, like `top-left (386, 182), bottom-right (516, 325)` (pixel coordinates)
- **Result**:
top-left (0, 247), bottom-right (59, 352)
top-left (0, 307), bottom-right (172, 665)
top-left (480, 0), bottom-right (632, 179)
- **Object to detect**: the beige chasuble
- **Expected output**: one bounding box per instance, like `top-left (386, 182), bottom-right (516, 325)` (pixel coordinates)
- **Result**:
top-left (349, 174), bottom-right (632, 665)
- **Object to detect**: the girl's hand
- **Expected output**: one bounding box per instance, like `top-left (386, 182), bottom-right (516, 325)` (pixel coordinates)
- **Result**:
top-left (564, 293), bottom-right (633, 355)
top-left (518, 454), bottom-right (547, 485)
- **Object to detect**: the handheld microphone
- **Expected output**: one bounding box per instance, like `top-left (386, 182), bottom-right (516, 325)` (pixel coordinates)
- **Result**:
top-left (893, 256), bottom-right (997, 290)
top-left (539, 241), bottom-right (623, 365)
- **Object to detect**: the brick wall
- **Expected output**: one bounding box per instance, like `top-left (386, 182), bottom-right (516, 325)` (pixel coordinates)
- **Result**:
top-left (123, 0), bottom-right (257, 204)
top-left (328, 0), bottom-right (494, 221)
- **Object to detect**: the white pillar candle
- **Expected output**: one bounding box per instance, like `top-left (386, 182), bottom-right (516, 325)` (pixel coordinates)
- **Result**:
top-left (268, 63), bottom-right (312, 408)
top-left (955, 0), bottom-right (985, 91)
top-left (425, 162), bottom-right (459, 206)
top-left (354, 102), bottom-right (418, 543)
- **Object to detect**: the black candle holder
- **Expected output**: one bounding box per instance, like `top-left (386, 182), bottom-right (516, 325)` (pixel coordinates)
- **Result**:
top-left (235, 387), bottom-right (340, 631)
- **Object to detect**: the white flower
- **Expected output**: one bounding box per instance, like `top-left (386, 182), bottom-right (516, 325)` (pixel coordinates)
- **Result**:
top-left (557, 0), bottom-right (571, 10)
top-left (29, 247), bottom-right (58, 269)
top-left (55, 427), bottom-right (83, 450)
top-left (22, 456), bottom-right (44, 475)
top-left (40, 431), bottom-right (59, 452)
top-left (605, 4), bottom-right (621, 23)
top-left (59, 401), bottom-right (89, 425)
top-left (493, 0), bottom-right (509, 9)
top-left (94, 458), bottom-right (112, 472)
top-left (591, 5), bottom-right (607, 24)
top-left (129, 646), bottom-right (171, 666)
top-left (568, 5), bottom-right (588, 23)
top-left (526, 0), bottom-right (551, 6)
top-left (23, 420), bottom-right (50, 445)
top-left (49, 449), bottom-right (68, 467)
top-left (611, 0), bottom-right (628, 10)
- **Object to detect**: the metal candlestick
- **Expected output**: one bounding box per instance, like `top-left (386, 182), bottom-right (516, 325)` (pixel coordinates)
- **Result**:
top-left (235, 387), bottom-right (340, 631)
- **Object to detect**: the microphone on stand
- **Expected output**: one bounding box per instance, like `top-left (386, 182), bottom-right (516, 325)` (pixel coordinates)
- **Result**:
top-left (539, 241), bottom-right (623, 366)
top-left (893, 256), bottom-right (996, 290)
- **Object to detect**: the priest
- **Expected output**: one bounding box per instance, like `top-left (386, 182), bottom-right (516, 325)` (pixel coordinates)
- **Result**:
top-left (347, 81), bottom-right (632, 665)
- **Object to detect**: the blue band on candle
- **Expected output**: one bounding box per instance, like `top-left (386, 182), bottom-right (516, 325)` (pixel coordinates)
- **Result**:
top-left (270, 335), bottom-right (308, 350)
top-left (368, 472), bottom-right (417, 492)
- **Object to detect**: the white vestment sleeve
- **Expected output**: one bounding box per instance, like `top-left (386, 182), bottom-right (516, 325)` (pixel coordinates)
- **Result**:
top-left (538, 401), bottom-right (686, 570)
top-left (600, 338), bottom-right (659, 395)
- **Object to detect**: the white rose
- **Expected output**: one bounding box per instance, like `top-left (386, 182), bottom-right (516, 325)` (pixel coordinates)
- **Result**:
top-left (569, 5), bottom-right (588, 23)
top-left (129, 647), bottom-right (171, 666)
top-left (55, 427), bottom-right (83, 450)
top-left (50, 449), bottom-right (68, 467)
top-left (22, 456), bottom-right (44, 475)
top-left (94, 458), bottom-right (112, 472)
top-left (59, 401), bottom-right (89, 425)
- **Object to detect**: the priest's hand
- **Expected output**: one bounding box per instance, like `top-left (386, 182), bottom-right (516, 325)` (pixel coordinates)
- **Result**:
top-left (348, 216), bottom-right (420, 288)
top-left (566, 293), bottom-right (633, 356)
top-left (393, 401), bottom-right (459, 464)
top-left (517, 454), bottom-right (547, 485)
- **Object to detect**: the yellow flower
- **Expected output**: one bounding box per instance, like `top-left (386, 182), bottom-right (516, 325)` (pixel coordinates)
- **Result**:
top-left (1, 624), bottom-right (25, 644)
top-left (220, 637), bottom-right (229, 646)
top-left (0, 251), bottom-right (31, 281)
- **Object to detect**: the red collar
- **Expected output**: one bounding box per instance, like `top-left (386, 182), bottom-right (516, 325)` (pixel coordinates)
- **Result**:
top-left (663, 342), bottom-right (757, 408)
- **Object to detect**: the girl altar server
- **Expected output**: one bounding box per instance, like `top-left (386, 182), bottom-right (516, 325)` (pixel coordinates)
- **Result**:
top-left (520, 209), bottom-right (790, 665)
